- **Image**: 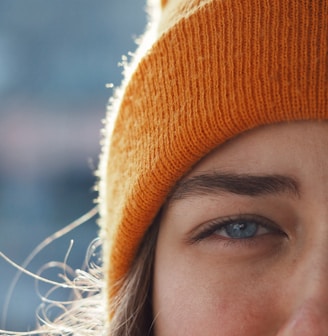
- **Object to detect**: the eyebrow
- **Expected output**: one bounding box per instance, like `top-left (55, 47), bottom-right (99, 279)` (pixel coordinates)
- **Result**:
top-left (168, 172), bottom-right (300, 201)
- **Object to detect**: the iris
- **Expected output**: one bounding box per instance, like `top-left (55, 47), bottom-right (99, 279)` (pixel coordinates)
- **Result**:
top-left (224, 221), bottom-right (258, 239)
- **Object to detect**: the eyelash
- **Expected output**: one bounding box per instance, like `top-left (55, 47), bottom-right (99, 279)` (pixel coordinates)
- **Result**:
top-left (190, 214), bottom-right (285, 245)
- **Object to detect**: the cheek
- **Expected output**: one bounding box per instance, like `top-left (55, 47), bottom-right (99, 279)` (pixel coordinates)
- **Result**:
top-left (152, 247), bottom-right (283, 336)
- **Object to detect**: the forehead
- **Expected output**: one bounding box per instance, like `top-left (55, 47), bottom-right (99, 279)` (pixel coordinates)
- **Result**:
top-left (186, 121), bottom-right (328, 177)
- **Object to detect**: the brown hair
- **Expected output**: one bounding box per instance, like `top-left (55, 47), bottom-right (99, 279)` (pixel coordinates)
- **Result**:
top-left (108, 215), bottom-right (160, 336)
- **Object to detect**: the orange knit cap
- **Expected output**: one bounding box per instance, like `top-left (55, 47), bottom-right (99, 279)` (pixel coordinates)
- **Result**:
top-left (99, 0), bottom-right (327, 310)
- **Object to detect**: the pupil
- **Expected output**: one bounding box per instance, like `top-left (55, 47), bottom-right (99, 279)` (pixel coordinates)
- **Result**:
top-left (225, 221), bottom-right (257, 239)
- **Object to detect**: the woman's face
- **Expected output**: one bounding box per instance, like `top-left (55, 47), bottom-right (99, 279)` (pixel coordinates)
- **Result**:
top-left (153, 121), bottom-right (328, 336)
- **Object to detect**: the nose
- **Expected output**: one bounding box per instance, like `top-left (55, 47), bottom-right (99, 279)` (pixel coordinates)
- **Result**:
top-left (277, 299), bottom-right (328, 336)
top-left (276, 240), bottom-right (328, 336)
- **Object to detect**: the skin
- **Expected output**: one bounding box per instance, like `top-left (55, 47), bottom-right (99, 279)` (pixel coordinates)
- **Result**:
top-left (153, 121), bottom-right (328, 336)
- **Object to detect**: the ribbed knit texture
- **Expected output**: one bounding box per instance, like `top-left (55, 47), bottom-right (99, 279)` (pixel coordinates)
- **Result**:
top-left (100, 0), bottom-right (328, 318)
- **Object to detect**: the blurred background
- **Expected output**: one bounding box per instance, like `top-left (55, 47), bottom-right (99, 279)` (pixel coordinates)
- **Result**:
top-left (0, 0), bottom-right (146, 331)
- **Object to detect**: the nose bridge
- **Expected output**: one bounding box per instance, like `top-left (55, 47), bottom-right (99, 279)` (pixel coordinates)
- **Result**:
top-left (276, 167), bottom-right (328, 334)
top-left (276, 235), bottom-right (328, 335)
top-left (294, 235), bottom-right (328, 302)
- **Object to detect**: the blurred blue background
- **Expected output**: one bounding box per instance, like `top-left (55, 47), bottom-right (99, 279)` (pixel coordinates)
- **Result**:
top-left (0, 0), bottom-right (146, 331)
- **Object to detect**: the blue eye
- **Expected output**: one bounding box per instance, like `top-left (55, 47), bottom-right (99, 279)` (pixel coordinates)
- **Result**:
top-left (191, 215), bottom-right (279, 243)
top-left (223, 221), bottom-right (258, 239)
